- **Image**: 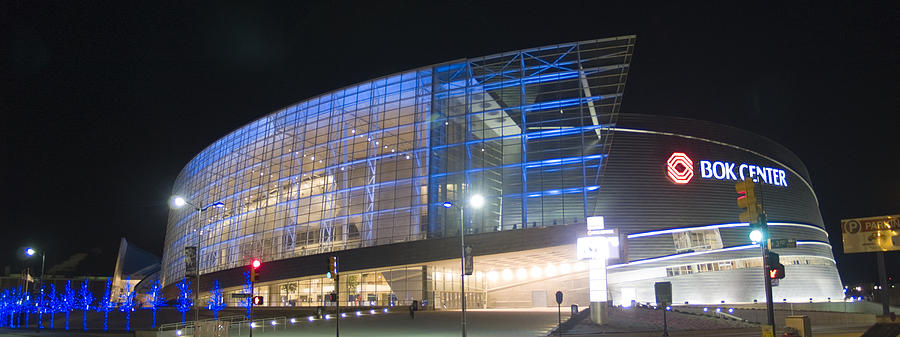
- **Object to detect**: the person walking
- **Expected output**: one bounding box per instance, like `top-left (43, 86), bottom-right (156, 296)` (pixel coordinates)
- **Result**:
top-left (409, 303), bottom-right (415, 319)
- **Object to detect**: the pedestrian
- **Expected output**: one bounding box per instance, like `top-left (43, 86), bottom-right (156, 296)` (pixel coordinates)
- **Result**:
top-left (409, 304), bottom-right (415, 319)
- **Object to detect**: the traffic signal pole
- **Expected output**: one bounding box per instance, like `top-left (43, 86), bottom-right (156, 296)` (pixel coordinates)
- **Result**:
top-left (736, 179), bottom-right (775, 329)
top-left (760, 226), bottom-right (775, 328)
top-left (336, 274), bottom-right (340, 337)
top-left (249, 279), bottom-right (254, 337)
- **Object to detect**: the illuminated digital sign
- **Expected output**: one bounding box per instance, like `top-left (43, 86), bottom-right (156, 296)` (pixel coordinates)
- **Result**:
top-left (667, 153), bottom-right (788, 187)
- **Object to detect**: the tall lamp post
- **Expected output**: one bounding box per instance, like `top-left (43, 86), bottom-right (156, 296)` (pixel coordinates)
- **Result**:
top-left (442, 193), bottom-right (484, 337)
top-left (25, 248), bottom-right (46, 285)
top-left (25, 247), bottom-right (46, 330)
top-left (170, 196), bottom-right (224, 327)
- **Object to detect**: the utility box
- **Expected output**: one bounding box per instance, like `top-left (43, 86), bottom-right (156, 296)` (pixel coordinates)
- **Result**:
top-left (785, 315), bottom-right (812, 337)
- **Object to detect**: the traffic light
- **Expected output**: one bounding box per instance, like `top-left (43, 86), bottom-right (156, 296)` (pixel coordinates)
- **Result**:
top-left (766, 251), bottom-right (786, 280)
top-left (327, 256), bottom-right (339, 279)
top-left (252, 296), bottom-right (264, 305)
top-left (735, 178), bottom-right (760, 225)
top-left (250, 258), bottom-right (262, 282)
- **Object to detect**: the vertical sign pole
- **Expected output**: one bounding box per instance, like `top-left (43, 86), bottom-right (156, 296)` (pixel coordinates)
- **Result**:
top-left (249, 279), bottom-right (253, 337)
top-left (336, 274), bottom-right (340, 337)
top-left (557, 303), bottom-right (561, 337)
top-left (555, 291), bottom-right (563, 337)
top-left (762, 240), bottom-right (775, 328)
top-left (877, 251), bottom-right (889, 316)
top-left (460, 206), bottom-right (467, 337)
top-left (663, 308), bottom-right (668, 337)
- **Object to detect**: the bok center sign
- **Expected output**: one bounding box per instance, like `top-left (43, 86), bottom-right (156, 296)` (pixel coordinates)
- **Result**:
top-left (842, 215), bottom-right (900, 253)
top-left (666, 152), bottom-right (788, 187)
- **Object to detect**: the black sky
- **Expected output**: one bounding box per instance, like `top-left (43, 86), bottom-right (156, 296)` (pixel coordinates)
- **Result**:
top-left (2, 1), bottom-right (898, 284)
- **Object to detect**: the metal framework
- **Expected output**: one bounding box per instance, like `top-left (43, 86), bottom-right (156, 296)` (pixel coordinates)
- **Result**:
top-left (162, 36), bottom-right (636, 287)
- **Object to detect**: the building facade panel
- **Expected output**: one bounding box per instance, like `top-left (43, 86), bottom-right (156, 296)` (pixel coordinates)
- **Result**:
top-left (161, 37), bottom-right (842, 307)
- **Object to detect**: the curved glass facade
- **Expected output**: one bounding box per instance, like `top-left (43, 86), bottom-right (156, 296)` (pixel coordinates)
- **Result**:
top-left (162, 37), bottom-right (637, 286)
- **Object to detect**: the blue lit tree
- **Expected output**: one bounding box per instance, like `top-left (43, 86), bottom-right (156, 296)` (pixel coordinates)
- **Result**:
top-left (0, 288), bottom-right (8, 328)
top-left (47, 283), bottom-right (60, 329)
top-left (0, 288), bottom-right (10, 328)
top-left (207, 280), bottom-right (226, 320)
top-left (118, 279), bottom-right (137, 331)
top-left (12, 287), bottom-right (28, 329)
top-left (62, 280), bottom-right (75, 330)
top-left (96, 278), bottom-right (116, 331)
top-left (3, 287), bottom-right (18, 328)
top-left (75, 278), bottom-right (93, 330)
top-left (25, 288), bottom-right (33, 329)
top-left (175, 278), bottom-right (193, 324)
top-left (240, 271), bottom-right (252, 319)
top-left (14, 287), bottom-right (27, 328)
top-left (4, 287), bottom-right (22, 329)
top-left (146, 279), bottom-right (166, 328)
top-left (37, 285), bottom-right (45, 328)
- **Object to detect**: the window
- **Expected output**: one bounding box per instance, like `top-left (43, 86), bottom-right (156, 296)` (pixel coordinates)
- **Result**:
top-left (672, 229), bottom-right (724, 253)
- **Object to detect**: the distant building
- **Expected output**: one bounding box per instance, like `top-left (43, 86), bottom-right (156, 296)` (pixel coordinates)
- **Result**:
top-left (111, 238), bottom-right (160, 300)
top-left (161, 36), bottom-right (843, 308)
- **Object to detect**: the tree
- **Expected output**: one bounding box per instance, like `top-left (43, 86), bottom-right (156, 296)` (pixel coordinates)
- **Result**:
top-left (0, 288), bottom-right (10, 328)
top-left (96, 278), bottom-right (116, 331)
top-left (118, 279), bottom-right (137, 330)
top-left (12, 287), bottom-right (29, 329)
top-left (146, 279), bottom-right (166, 328)
top-left (62, 280), bottom-right (76, 330)
top-left (207, 280), bottom-right (226, 320)
top-left (47, 283), bottom-right (61, 329)
top-left (175, 278), bottom-right (193, 324)
top-left (240, 271), bottom-right (252, 319)
top-left (37, 285), bottom-right (45, 329)
top-left (75, 279), bottom-right (93, 330)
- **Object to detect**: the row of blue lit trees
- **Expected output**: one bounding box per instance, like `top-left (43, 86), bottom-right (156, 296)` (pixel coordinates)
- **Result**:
top-left (0, 277), bottom-right (236, 331)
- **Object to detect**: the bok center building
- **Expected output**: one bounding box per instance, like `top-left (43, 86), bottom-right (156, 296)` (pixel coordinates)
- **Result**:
top-left (161, 36), bottom-right (843, 308)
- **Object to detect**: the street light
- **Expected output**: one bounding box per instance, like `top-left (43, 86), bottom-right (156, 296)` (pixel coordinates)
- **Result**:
top-left (25, 247), bottom-right (46, 330)
top-left (170, 195), bottom-right (225, 325)
top-left (442, 193), bottom-right (484, 337)
top-left (24, 247), bottom-right (45, 284)
top-left (749, 229), bottom-right (763, 243)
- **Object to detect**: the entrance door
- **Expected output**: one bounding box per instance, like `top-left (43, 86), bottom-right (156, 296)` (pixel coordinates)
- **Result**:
top-left (531, 290), bottom-right (547, 307)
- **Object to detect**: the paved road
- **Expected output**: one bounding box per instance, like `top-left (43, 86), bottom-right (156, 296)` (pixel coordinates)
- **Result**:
top-left (228, 308), bottom-right (565, 337)
top-left (563, 323), bottom-right (871, 337)
top-left (0, 311), bottom-right (870, 337)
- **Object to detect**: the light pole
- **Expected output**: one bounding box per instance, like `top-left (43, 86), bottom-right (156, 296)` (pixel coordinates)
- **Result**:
top-left (25, 247), bottom-right (46, 331)
top-left (442, 193), bottom-right (484, 337)
top-left (170, 196), bottom-right (224, 327)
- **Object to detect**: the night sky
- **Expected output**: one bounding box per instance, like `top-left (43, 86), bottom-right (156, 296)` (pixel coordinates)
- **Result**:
top-left (2, 2), bottom-right (898, 285)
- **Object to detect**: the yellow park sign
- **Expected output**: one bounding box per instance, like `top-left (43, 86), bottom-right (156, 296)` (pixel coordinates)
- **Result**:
top-left (841, 215), bottom-right (900, 254)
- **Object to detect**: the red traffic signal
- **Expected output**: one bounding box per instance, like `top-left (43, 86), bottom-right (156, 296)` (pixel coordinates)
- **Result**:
top-left (250, 258), bottom-right (262, 282)
top-left (252, 296), bottom-right (264, 305)
top-left (735, 178), bottom-right (760, 225)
